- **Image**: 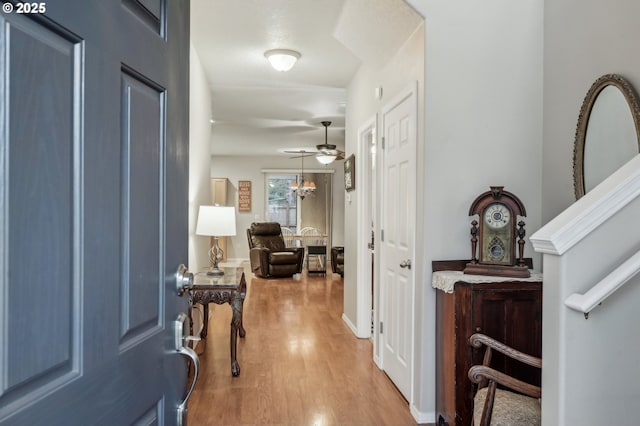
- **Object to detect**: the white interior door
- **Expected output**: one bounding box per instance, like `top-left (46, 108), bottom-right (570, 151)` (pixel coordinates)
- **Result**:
top-left (379, 85), bottom-right (417, 400)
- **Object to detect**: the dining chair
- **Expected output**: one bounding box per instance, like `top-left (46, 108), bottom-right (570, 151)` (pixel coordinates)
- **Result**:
top-left (280, 226), bottom-right (295, 247)
top-left (467, 333), bottom-right (541, 426)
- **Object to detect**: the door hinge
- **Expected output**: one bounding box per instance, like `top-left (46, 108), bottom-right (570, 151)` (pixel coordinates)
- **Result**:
top-left (382, 137), bottom-right (385, 149)
top-left (380, 321), bottom-right (384, 334)
top-left (381, 229), bottom-right (384, 242)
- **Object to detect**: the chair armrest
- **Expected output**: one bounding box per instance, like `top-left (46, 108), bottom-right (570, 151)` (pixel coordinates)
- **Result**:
top-left (280, 247), bottom-right (304, 262)
top-left (249, 247), bottom-right (270, 274)
top-left (281, 247), bottom-right (304, 255)
top-left (468, 365), bottom-right (541, 399)
top-left (469, 333), bottom-right (542, 369)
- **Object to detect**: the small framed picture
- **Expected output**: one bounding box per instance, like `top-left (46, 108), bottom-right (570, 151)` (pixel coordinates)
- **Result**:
top-left (344, 154), bottom-right (355, 191)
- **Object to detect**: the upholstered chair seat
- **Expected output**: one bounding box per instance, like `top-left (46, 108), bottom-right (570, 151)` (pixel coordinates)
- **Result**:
top-left (473, 387), bottom-right (541, 426)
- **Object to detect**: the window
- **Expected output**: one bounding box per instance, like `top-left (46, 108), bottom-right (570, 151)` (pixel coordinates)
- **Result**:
top-left (266, 174), bottom-right (297, 230)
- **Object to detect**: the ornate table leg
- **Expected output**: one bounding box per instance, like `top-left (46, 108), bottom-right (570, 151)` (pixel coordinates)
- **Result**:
top-left (229, 290), bottom-right (245, 376)
top-left (238, 277), bottom-right (247, 338)
top-left (238, 292), bottom-right (246, 338)
top-left (188, 306), bottom-right (194, 338)
top-left (201, 303), bottom-right (209, 339)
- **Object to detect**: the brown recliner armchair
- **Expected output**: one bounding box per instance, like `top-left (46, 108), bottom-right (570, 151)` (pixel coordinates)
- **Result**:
top-left (246, 222), bottom-right (304, 278)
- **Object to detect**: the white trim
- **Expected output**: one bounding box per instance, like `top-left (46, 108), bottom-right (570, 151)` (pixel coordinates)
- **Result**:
top-left (261, 168), bottom-right (335, 174)
top-left (531, 154), bottom-right (640, 255)
top-left (355, 115), bottom-right (377, 339)
top-left (410, 405), bottom-right (436, 424)
top-left (341, 313), bottom-right (358, 336)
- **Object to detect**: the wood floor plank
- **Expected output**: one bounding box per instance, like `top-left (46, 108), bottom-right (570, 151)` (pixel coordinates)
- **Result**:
top-left (187, 266), bottom-right (421, 425)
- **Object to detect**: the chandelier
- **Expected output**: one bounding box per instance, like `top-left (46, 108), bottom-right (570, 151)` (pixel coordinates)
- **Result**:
top-left (291, 154), bottom-right (316, 199)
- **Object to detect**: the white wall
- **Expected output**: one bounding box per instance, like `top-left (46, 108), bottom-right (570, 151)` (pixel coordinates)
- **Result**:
top-left (345, 26), bottom-right (426, 316)
top-left (209, 155), bottom-right (344, 260)
top-left (188, 44), bottom-right (214, 273)
top-left (405, 0), bottom-right (543, 420)
top-left (345, 20), bottom-right (425, 416)
top-left (542, 0), bottom-right (640, 222)
top-left (539, 0), bottom-right (640, 422)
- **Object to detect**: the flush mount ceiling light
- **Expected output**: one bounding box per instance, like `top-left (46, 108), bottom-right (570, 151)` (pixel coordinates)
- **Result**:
top-left (264, 49), bottom-right (301, 72)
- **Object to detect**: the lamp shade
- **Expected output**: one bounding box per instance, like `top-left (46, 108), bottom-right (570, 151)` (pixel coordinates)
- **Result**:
top-left (195, 205), bottom-right (236, 237)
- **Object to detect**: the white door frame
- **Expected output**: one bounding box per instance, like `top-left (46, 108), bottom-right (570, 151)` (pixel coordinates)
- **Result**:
top-left (356, 115), bottom-right (377, 339)
top-left (376, 82), bottom-right (418, 400)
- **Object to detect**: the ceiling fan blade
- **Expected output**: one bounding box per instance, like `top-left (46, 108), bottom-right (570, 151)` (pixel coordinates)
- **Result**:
top-left (289, 153), bottom-right (317, 159)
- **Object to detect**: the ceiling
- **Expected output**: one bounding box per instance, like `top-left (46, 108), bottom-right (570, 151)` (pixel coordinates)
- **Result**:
top-left (190, 0), bottom-right (423, 157)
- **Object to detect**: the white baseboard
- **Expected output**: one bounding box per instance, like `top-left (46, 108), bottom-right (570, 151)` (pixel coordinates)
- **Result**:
top-left (373, 354), bottom-right (382, 369)
top-left (410, 405), bottom-right (435, 424)
top-left (341, 313), bottom-right (359, 336)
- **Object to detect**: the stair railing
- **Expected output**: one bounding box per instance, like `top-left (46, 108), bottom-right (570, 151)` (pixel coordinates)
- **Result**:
top-left (564, 249), bottom-right (640, 319)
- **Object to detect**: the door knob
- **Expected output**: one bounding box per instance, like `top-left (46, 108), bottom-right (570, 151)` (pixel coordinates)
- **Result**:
top-left (176, 264), bottom-right (194, 296)
top-left (399, 259), bottom-right (412, 269)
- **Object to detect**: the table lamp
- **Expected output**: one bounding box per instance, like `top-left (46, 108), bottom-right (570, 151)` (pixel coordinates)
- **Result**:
top-left (196, 205), bottom-right (237, 276)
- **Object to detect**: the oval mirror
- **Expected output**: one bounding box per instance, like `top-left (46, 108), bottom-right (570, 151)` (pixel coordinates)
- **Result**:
top-left (573, 74), bottom-right (640, 199)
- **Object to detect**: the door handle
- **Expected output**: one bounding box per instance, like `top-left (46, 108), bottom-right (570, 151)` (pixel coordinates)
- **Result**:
top-left (399, 259), bottom-right (412, 269)
top-left (175, 313), bottom-right (200, 426)
top-left (176, 264), bottom-right (194, 296)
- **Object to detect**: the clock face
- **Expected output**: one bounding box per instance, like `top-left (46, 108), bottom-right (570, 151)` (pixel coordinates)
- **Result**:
top-left (484, 203), bottom-right (511, 229)
top-left (481, 203), bottom-right (513, 264)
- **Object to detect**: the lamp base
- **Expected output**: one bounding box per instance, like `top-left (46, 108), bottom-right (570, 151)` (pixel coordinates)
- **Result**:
top-left (207, 238), bottom-right (225, 277)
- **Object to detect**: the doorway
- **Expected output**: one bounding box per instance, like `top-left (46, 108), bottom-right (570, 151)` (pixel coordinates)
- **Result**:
top-left (356, 117), bottom-right (377, 340)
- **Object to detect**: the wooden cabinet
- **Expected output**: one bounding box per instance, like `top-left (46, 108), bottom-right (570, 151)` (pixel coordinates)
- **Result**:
top-left (433, 260), bottom-right (542, 426)
top-left (210, 177), bottom-right (229, 205)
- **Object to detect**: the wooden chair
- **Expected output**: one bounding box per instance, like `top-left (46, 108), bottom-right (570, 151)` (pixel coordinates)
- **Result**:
top-left (300, 227), bottom-right (323, 245)
top-left (467, 333), bottom-right (541, 426)
top-left (280, 226), bottom-right (295, 247)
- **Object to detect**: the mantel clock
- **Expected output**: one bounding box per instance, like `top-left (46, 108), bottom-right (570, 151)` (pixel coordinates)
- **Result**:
top-left (463, 186), bottom-right (530, 278)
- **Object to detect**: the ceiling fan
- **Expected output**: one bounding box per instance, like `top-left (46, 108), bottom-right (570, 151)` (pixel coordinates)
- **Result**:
top-left (285, 121), bottom-right (345, 164)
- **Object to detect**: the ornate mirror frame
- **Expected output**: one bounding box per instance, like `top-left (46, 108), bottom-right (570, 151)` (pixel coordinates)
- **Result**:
top-left (573, 74), bottom-right (640, 199)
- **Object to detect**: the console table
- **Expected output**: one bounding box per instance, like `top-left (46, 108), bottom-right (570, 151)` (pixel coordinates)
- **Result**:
top-left (189, 267), bottom-right (247, 376)
top-left (432, 260), bottom-right (542, 426)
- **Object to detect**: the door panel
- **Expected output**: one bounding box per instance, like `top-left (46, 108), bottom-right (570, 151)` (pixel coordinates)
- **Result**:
top-left (2, 11), bottom-right (82, 410)
top-left (0, 1), bottom-right (190, 424)
top-left (120, 68), bottom-right (164, 346)
top-left (380, 86), bottom-right (416, 400)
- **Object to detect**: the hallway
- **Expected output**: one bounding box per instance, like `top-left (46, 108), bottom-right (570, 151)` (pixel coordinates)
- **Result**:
top-left (187, 267), bottom-right (418, 425)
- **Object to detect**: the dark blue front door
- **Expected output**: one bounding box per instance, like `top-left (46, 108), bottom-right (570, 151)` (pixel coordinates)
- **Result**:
top-left (0, 1), bottom-right (190, 424)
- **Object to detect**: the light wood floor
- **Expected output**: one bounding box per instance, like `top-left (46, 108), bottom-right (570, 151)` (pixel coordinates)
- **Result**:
top-left (187, 266), bottom-right (420, 425)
